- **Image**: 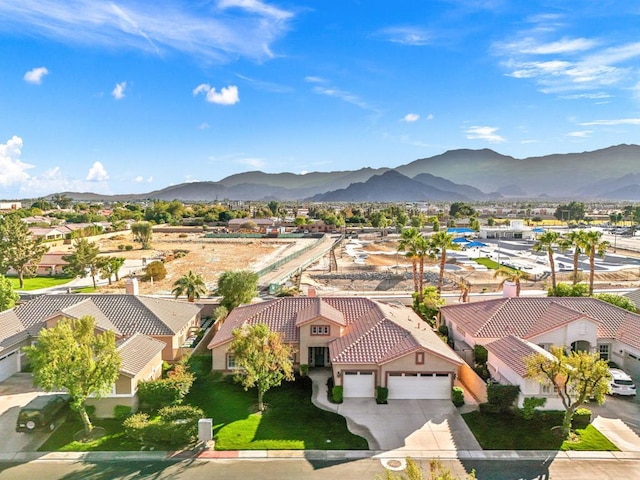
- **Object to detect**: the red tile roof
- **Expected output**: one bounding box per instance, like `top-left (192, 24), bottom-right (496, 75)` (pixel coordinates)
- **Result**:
top-left (485, 335), bottom-right (554, 377)
top-left (441, 297), bottom-right (640, 348)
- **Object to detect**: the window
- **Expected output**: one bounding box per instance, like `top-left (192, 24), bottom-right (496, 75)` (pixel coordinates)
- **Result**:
top-left (598, 344), bottom-right (610, 361)
top-left (226, 354), bottom-right (236, 370)
top-left (311, 325), bottom-right (330, 335)
top-left (415, 352), bottom-right (425, 365)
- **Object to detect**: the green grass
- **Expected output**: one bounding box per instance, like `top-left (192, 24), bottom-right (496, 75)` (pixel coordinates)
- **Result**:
top-left (186, 374), bottom-right (368, 450)
top-left (462, 411), bottom-right (618, 451)
top-left (8, 276), bottom-right (72, 291)
top-left (473, 258), bottom-right (501, 270)
top-left (72, 286), bottom-right (98, 293)
top-left (38, 417), bottom-right (140, 452)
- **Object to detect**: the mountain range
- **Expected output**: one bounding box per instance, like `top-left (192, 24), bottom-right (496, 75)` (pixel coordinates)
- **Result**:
top-left (53, 144), bottom-right (640, 202)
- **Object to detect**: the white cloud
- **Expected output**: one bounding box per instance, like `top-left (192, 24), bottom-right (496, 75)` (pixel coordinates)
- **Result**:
top-left (580, 118), bottom-right (640, 126)
top-left (134, 175), bottom-right (153, 183)
top-left (312, 86), bottom-right (376, 112)
top-left (199, 122), bottom-right (210, 130)
top-left (112, 81), bottom-right (127, 100)
top-left (566, 130), bottom-right (592, 138)
top-left (23, 66), bottom-right (49, 84)
top-left (193, 84), bottom-right (239, 105)
top-left (0, 136), bottom-right (33, 186)
top-left (86, 161), bottom-right (110, 181)
top-left (236, 157), bottom-right (266, 169)
top-left (0, 0), bottom-right (294, 63)
top-left (304, 76), bottom-right (325, 83)
top-left (465, 126), bottom-right (506, 143)
top-left (378, 26), bottom-right (432, 46)
top-left (426, 114), bottom-right (434, 120)
top-left (403, 113), bottom-right (420, 122)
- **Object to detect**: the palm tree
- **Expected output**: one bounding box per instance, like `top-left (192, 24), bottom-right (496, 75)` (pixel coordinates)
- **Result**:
top-left (415, 235), bottom-right (433, 302)
top-left (494, 267), bottom-right (530, 297)
top-left (583, 231), bottom-right (610, 295)
top-left (532, 231), bottom-right (559, 293)
top-left (398, 228), bottom-right (421, 296)
top-left (564, 230), bottom-right (588, 285)
top-left (429, 231), bottom-right (458, 294)
top-left (172, 270), bottom-right (207, 302)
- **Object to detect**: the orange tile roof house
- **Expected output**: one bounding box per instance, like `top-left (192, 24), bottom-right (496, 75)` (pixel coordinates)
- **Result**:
top-left (208, 297), bottom-right (463, 400)
top-left (440, 297), bottom-right (640, 407)
top-left (0, 294), bottom-right (202, 416)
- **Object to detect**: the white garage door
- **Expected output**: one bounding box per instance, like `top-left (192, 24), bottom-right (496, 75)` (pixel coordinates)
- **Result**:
top-left (343, 371), bottom-right (375, 398)
top-left (0, 350), bottom-right (19, 383)
top-left (388, 373), bottom-right (451, 400)
top-left (623, 352), bottom-right (640, 380)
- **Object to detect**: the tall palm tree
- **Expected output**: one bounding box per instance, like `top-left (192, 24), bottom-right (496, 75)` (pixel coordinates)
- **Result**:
top-left (564, 230), bottom-right (588, 285)
top-left (172, 270), bottom-right (207, 302)
top-left (583, 231), bottom-right (610, 295)
top-left (494, 267), bottom-right (530, 297)
top-left (429, 231), bottom-right (458, 294)
top-left (415, 235), bottom-right (433, 302)
top-left (532, 231), bottom-right (559, 293)
top-left (398, 227), bottom-right (421, 296)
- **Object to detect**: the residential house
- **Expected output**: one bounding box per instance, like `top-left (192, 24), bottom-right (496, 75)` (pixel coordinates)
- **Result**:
top-left (227, 218), bottom-right (276, 233)
top-left (439, 297), bottom-right (640, 407)
top-left (208, 297), bottom-right (463, 400)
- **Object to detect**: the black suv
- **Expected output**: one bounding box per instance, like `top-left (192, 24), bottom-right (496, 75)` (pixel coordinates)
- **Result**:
top-left (16, 394), bottom-right (71, 433)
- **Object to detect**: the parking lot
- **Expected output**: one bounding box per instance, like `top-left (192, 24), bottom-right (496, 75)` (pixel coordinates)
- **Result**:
top-left (0, 374), bottom-right (53, 453)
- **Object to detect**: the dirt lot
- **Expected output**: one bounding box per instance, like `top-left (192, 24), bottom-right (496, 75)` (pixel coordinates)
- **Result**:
top-left (79, 231), bottom-right (312, 295)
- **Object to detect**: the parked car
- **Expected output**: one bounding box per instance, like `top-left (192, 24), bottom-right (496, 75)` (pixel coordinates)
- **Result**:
top-left (16, 394), bottom-right (71, 433)
top-left (608, 368), bottom-right (637, 396)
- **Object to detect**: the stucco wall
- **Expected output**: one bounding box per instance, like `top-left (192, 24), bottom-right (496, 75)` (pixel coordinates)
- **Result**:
top-left (298, 319), bottom-right (342, 364)
top-left (532, 320), bottom-right (598, 349)
top-left (457, 362), bottom-right (487, 403)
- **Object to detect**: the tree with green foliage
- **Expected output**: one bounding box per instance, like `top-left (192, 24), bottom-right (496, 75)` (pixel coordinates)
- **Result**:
top-left (583, 230), bottom-right (609, 295)
top-left (449, 202), bottom-right (476, 218)
top-left (131, 221), bottom-right (153, 249)
top-left (230, 323), bottom-right (295, 412)
top-left (63, 238), bottom-right (102, 288)
top-left (172, 270), bottom-right (207, 302)
top-left (412, 286), bottom-right (445, 326)
top-left (370, 211), bottom-right (389, 229)
top-left (532, 231), bottom-right (560, 293)
top-left (493, 267), bottom-right (530, 297)
top-left (524, 346), bottom-right (610, 438)
top-left (143, 260), bottom-right (167, 282)
top-left (267, 201), bottom-right (280, 216)
top-left (0, 214), bottom-right (48, 288)
top-left (25, 316), bottom-right (121, 436)
top-left (429, 231), bottom-right (458, 294)
top-left (563, 230), bottom-right (588, 285)
top-left (217, 270), bottom-right (259, 311)
top-left (99, 256), bottom-right (125, 285)
top-left (0, 274), bottom-right (19, 311)
top-left (593, 293), bottom-right (637, 312)
top-left (553, 201), bottom-right (585, 222)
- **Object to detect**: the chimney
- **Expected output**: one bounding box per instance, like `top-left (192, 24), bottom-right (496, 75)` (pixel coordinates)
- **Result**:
top-left (125, 277), bottom-right (139, 295)
top-left (307, 286), bottom-right (316, 297)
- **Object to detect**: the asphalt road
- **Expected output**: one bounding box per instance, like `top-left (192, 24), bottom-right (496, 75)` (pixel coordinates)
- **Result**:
top-left (0, 457), bottom-right (639, 480)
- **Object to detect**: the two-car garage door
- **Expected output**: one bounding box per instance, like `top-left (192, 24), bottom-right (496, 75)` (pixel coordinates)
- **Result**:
top-left (387, 373), bottom-right (451, 400)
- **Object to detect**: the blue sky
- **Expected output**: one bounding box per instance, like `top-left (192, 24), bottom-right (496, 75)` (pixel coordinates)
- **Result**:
top-left (1, 0), bottom-right (640, 199)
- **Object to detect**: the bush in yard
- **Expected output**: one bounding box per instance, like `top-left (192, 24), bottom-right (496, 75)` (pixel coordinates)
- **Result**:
top-left (376, 387), bottom-right (389, 404)
top-left (299, 364), bottom-right (309, 376)
top-left (452, 386), bottom-right (465, 407)
top-left (572, 408), bottom-right (592, 429)
top-left (521, 397), bottom-right (547, 420)
top-left (437, 325), bottom-right (449, 338)
top-left (137, 364), bottom-right (195, 413)
top-left (332, 386), bottom-right (343, 403)
top-left (473, 345), bottom-right (488, 365)
top-left (122, 406), bottom-right (204, 448)
top-left (123, 412), bottom-right (150, 444)
top-left (486, 383), bottom-right (520, 413)
top-left (113, 405), bottom-right (133, 420)
top-left (142, 261), bottom-right (166, 281)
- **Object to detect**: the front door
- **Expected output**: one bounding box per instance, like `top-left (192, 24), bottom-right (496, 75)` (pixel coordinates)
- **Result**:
top-left (314, 347), bottom-right (326, 367)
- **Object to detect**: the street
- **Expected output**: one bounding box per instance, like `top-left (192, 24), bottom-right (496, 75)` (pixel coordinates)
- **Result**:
top-left (0, 457), bottom-right (639, 480)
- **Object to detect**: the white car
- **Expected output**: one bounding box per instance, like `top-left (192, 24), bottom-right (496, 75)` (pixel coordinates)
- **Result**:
top-left (608, 368), bottom-right (637, 396)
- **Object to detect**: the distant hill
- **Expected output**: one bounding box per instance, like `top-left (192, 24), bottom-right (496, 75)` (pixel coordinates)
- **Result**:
top-left (49, 144), bottom-right (640, 202)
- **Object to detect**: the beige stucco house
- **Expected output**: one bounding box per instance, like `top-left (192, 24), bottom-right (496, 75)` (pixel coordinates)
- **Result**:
top-left (208, 297), bottom-right (463, 400)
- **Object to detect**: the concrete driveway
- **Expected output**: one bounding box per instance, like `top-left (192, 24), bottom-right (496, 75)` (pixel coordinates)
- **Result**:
top-left (0, 373), bottom-right (52, 453)
top-left (309, 370), bottom-right (481, 451)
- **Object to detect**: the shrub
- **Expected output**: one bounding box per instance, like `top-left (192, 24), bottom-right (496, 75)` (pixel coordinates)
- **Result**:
top-left (521, 397), bottom-right (547, 420)
top-left (437, 325), bottom-right (449, 337)
top-left (572, 407), bottom-right (592, 429)
top-left (326, 376), bottom-right (334, 390)
top-left (113, 405), bottom-right (133, 420)
top-left (137, 364), bottom-right (195, 413)
top-left (299, 364), bottom-right (309, 376)
top-left (123, 413), bottom-right (150, 443)
top-left (376, 387), bottom-right (389, 404)
top-left (125, 245), bottom-right (133, 251)
top-left (473, 364), bottom-right (490, 381)
top-left (178, 233), bottom-right (188, 238)
top-left (473, 345), bottom-right (488, 365)
top-left (478, 402), bottom-right (502, 414)
top-left (143, 260), bottom-right (167, 281)
top-left (118, 244), bottom-right (126, 251)
top-left (486, 383), bottom-right (520, 413)
top-left (332, 386), bottom-right (343, 403)
top-left (452, 386), bottom-right (465, 407)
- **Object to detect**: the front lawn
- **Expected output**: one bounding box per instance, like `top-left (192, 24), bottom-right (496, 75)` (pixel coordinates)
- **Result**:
top-left (38, 418), bottom-right (140, 452)
top-left (462, 411), bottom-right (618, 451)
top-left (9, 276), bottom-right (72, 291)
top-left (186, 374), bottom-right (368, 450)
